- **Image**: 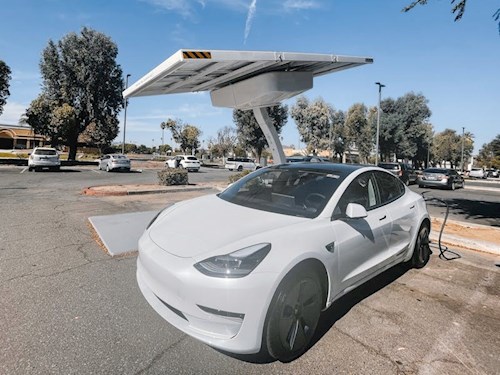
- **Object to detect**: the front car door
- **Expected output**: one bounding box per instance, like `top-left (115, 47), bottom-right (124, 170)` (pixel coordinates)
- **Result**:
top-left (331, 172), bottom-right (393, 292)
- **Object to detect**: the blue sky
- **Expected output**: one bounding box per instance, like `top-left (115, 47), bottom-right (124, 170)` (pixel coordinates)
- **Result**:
top-left (0, 0), bottom-right (498, 153)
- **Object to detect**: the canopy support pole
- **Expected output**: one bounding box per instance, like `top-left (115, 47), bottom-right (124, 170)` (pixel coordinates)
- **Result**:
top-left (253, 107), bottom-right (286, 165)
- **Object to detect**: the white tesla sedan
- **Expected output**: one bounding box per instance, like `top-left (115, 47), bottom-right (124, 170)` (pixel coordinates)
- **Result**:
top-left (137, 163), bottom-right (431, 362)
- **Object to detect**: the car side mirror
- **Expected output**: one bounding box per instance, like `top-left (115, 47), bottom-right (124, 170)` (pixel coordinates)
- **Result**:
top-left (345, 203), bottom-right (368, 219)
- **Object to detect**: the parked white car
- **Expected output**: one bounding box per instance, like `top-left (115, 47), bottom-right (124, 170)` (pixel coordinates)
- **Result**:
top-left (468, 168), bottom-right (486, 179)
top-left (224, 157), bottom-right (259, 171)
top-left (166, 155), bottom-right (200, 172)
top-left (98, 154), bottom-right (131, 172)
top-left (137, 164), bottom-right (431, 361)
top-left (28, 147), bottom-right (61, 171)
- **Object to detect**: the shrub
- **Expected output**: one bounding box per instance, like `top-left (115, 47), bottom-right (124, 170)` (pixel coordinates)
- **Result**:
top-left (157, 168), bottom-right (189, 186)
top-left (228, 170), bottom-right (250, 184)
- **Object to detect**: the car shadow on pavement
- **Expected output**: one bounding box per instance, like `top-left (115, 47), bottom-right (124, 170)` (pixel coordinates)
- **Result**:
top-left (312, 263), bottom-right (411, 347)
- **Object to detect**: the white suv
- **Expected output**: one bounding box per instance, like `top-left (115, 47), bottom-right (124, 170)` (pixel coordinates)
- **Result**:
top-left (469, 168), bottom-right (486, 179)
top-left (166, 155), bottom-right (201, 172)
top-left (224, 157), bottom-right (259, 171)
top-left (28, 147), bottom-right (61, 171)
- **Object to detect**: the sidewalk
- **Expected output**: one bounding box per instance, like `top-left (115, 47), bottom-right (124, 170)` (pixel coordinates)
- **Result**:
top-left (82, 182), bottom-right (500, 257)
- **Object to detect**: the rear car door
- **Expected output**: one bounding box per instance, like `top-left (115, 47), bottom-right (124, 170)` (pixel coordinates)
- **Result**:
top-left (375, 171), bottom-right (416, 260)
top-left (332, 172), bottom-right (392, 289)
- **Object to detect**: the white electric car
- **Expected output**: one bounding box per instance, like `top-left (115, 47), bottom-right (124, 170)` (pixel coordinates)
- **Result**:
top-left (136, 163), bottom-right (430, 362)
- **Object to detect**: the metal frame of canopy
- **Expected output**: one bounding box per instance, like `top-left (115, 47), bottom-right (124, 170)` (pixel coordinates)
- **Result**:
top-left (123, 49), bottom-right (373, 164)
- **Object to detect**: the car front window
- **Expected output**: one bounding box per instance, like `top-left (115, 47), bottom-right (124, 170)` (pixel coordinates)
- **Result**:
top-left (219, 167), bottom-right (345, 218)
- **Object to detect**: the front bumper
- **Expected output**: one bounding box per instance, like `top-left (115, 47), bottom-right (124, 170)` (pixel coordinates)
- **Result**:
top-left (136, 233), bottom-right (278, 354)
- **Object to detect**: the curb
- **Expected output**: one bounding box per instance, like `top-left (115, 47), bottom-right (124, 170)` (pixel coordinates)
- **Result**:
top-left (430, 217), bottom-right (500, 256)
top-left (82, 184), bottom-right (216, 196)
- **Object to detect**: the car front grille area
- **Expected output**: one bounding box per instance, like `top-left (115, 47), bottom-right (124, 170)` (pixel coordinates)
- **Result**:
top-left (154, 294), bottom-right (245, 322)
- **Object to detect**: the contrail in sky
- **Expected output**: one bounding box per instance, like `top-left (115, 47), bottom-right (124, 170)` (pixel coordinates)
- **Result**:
top-left (244, 0), bottom-right (257, 44)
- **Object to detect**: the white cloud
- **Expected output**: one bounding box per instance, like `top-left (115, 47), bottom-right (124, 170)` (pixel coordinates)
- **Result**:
top-left (0, 101), bottom-right (27, 125)
top-left (244, 0), bottom-right (257, 44)
top-left (141, 0), bottom-right (194, 17)
top-left (283, 0), bottom-right (321, 11)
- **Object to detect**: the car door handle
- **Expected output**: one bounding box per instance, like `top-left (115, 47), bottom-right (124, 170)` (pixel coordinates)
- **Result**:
top-left (379, 215), bottom-right (386, 221)
top-left (410, 205), bottom-right (415, 209)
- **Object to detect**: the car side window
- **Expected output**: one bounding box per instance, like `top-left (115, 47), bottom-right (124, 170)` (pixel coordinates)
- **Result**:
top-left (374, 171), bottom-right (405, 205)
top-left (333, 172), bottom-right (379, 219)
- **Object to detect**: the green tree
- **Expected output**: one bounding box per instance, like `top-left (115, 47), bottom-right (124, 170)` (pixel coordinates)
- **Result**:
top-left (26, 27), bottom-right (123, 160)
top-left (330, 109), bottom-right (347, 162)
top-left (0, 60), bottom-right (11, 116)
top-left (162, 118), bottom-right (202, 154)
top-left (208, 126), bottom-right (237, 159)
top-left (291, 96), bottom-right (333, 154)
top-left (233, 104), bottom-right (288, 161)
top-left (377, 92), bottom-right (432, 165)
top-left (345, 103), bottom-right (372, 163)
top-left (476, 134), bottom-right (499, 169)
top-left (432, 128), bottom-right (473, 168)
top-left (403, 0), bottom-right (500, 35)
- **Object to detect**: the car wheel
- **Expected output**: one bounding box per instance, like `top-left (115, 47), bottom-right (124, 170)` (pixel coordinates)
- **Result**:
top-left (237, 165), bottom-right (243, 172)
top-left (410, 224), bottom-right (431, 269)
top-left (461, 180), bottom-right (465, 189)
top-left (28, 166), bottom-right (33, 172)
top-left (450, 181), bottom-right (456, 190)
top-left (106, 164), bottom-right (110, 172)
top-left (264, 268), bottom-right (322, 362)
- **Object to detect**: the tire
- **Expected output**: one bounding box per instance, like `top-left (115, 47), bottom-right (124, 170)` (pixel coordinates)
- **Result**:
top-left (28, 166), bottom-right (33, 172)
top-left (461, 180), bottom-right (465, 189)
top-left (264, 268), bottom-right (322, 362)
top-left (450, 181), bottom-right (456, 190)
top-left (106, 164), bottom-right (110, 172)
top-left (237, 165), bottom-right (243, 172)
top-left (410, 224), bottom-right (431, 269)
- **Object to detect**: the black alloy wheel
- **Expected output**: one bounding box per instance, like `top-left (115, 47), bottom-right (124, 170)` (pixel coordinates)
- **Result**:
top-left (265, 268), bottom-right (322, 362)
top-left (411, 224), bottom-right (431, 268)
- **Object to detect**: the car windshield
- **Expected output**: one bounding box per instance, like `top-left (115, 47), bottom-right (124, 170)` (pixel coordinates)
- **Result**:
top-left (113, 155), bottom-right (127, 159)
top-left (218, 166), bottom-right (345, 218)
top-left (35, 149), bottom-right (57, 156)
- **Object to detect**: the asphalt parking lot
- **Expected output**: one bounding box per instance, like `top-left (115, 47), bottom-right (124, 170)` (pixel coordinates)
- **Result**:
top-left (1, 165), bottom-right (499, 374)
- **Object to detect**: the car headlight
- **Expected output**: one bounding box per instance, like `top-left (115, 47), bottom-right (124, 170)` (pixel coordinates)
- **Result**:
top-left (194, 243), bottom-right (271, 278)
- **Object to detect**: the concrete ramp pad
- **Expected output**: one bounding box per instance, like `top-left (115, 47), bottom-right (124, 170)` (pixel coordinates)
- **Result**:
top-left (89, 210), bottom-right (159, 256)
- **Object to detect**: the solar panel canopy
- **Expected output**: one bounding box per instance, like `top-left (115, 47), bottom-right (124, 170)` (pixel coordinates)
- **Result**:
top-left (123, 49), bottom-right (373, 101)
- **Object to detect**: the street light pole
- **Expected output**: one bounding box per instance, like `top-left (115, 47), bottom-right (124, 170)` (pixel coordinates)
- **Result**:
top-left (375, 82), bottom-right (385, 165)
top-left (160, 122), bottom-right (166, 155)
top-left (121, 74), bottom-right (131, 154)
top-left (461, 126), bottom-right (465, 172)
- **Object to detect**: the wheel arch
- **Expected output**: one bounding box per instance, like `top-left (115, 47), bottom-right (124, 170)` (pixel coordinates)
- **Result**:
top-left (276, 258), bottom-right (329, 310)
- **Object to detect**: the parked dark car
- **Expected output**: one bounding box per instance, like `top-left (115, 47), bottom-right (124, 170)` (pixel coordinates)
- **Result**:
top-left (378, 162), bottom-right (417, 185)
top-left (418, 168), bottom-right (465, 190)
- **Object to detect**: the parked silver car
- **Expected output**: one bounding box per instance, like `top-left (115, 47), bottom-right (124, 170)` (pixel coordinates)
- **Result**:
top-left (98, 154), bottom-right (131, 172)
top-left (28, 147), bottom-right (61, 171)
top-left (418, 168), bottom-right (465, 190)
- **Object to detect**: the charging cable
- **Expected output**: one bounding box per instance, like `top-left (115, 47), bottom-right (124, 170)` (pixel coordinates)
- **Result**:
top-left (421, 191), bottom-right (461, 261)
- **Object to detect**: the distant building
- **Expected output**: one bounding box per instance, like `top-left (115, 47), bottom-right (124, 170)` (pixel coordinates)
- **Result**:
top-left (0, 124), bottom-right (47, 150)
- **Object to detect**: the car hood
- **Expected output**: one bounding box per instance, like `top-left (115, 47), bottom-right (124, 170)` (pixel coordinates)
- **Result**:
top-left (148, 194), bottom-right (305, 258)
